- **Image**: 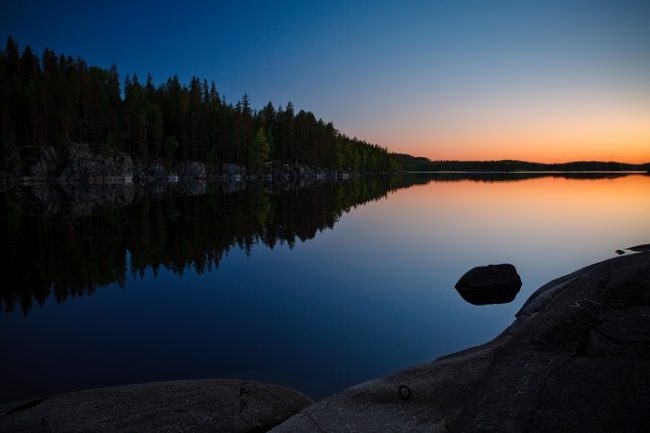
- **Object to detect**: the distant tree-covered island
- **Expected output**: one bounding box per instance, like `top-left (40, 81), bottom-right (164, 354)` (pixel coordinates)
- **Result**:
top-left (394, 154), bottom-right (650, 173)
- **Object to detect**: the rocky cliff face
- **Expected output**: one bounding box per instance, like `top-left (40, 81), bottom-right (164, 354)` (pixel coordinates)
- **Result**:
top-left (271, 252), bottom-right (650, 433)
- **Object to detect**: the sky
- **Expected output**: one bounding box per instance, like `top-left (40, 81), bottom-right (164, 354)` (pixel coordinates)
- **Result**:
top-left (2, 0), bottom-right (649, 163)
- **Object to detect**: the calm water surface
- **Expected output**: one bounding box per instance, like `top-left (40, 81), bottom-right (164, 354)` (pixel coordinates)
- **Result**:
top-left (1, 174), bottom-right (649, 402)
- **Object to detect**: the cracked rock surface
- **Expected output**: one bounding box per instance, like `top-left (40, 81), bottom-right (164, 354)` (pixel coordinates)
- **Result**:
top-left (271, 252), bottom-right (650, 433)
top-left (0, 379), bottom-right (312, 433)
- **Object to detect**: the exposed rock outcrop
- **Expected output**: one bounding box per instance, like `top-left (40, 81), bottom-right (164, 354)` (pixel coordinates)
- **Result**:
top-left (263, 161), bottom-right (350, 181)
top-left (17, 146), bottom-right (59, 179)
top-left (0, 379), bottom-right (312, 433)
top-left (6, 145), bottom-right (357, 184)
top-left (59, 143), bottom-right (133, 182)
top-left (455, 263), bottom-right (522, 305)
top-left (271, 252), bottom-right (650, 433)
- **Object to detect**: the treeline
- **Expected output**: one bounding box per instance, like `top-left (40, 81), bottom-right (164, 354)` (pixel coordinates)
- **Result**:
top-left (395, 154), bottom-right (650, 172)
top-left (0, 36), bottom-right (397, 173)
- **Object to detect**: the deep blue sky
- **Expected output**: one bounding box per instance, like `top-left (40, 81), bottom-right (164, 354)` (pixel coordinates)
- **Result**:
top-left (3, 0), bottom-right (649, 161)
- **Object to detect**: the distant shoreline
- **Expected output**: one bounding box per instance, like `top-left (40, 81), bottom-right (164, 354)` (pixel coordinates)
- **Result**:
top-left (394, 153), bottom-right (650, 173)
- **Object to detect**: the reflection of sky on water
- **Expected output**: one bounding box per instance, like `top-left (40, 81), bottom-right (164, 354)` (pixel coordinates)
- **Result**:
top-left (1, 175), bottom-right (649, 402)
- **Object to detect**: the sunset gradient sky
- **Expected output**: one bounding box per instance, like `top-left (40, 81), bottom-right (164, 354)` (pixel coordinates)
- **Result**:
top-left (3, 0), bottom-right (649, 162)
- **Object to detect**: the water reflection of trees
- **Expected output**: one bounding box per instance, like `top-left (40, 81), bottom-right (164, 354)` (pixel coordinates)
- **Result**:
top-left (1, 177), bottom-right (411, 314)
top-left (0, 172), bottom-right (636, 314)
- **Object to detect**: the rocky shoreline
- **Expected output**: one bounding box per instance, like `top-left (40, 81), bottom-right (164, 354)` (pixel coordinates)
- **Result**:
top-left (1, 250), bottom-right (648, 432)
top-left (273, 249), bottom-right (650, 432)
top-left (0, 143), bottom-right (355, 185)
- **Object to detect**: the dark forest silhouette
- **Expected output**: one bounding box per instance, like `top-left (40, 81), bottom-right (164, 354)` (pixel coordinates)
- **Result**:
top-left (0, 36), bottom-right (397, 174)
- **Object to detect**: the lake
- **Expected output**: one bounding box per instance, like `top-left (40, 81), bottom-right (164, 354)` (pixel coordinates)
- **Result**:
top-left (1, 173), bottom-right (649, 403)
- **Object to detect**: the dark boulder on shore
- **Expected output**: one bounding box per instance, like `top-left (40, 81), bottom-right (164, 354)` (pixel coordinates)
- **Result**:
top-left (271, 252), bottom-right (650, 432)
top-left (455, 263), bottom-right (522, 305)
top-left (0, 379), bottom-right (312, 433)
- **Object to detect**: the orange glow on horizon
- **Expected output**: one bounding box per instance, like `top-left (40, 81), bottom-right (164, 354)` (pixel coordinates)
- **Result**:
top-left (399, 137), bottom-right (650, 164)
top-left (393, 124), bottom-right (650, 163)
top-left (361, 91), bottom-right (650, 164)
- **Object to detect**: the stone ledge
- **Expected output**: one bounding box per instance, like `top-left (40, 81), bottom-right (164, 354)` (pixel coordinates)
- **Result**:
top-left (0, 379), bottom-right (313, 433)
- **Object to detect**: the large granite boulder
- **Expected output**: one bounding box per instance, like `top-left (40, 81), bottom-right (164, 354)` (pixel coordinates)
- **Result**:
top-left (0, 379), bottom-right (312, 433)
top-left (17, 146), bottom-right (59, 178)
top-left (455, 263), bottom-right (522, 305)
top-left (271, 252), bottom-right (650, 432)
top-left (59, 143), bottom-right (133, 182)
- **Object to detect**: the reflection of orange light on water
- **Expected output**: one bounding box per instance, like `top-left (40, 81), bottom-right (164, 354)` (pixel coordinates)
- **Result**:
top-left (383, 175), bottom-right (650, 236)
top-left (352, 174), bottom-right (650, 271)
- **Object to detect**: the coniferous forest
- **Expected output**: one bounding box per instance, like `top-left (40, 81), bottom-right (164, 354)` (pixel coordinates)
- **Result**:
top-left (0, 36), bottom-right (398, 173)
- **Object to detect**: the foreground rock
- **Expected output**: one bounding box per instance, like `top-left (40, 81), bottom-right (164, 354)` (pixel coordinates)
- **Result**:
top-left (272, 252), bottom-right (650, 432)
top-left (0, 379), bottom-right (312, 433)
top-left (455, 263), bottom-right (522, 305)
